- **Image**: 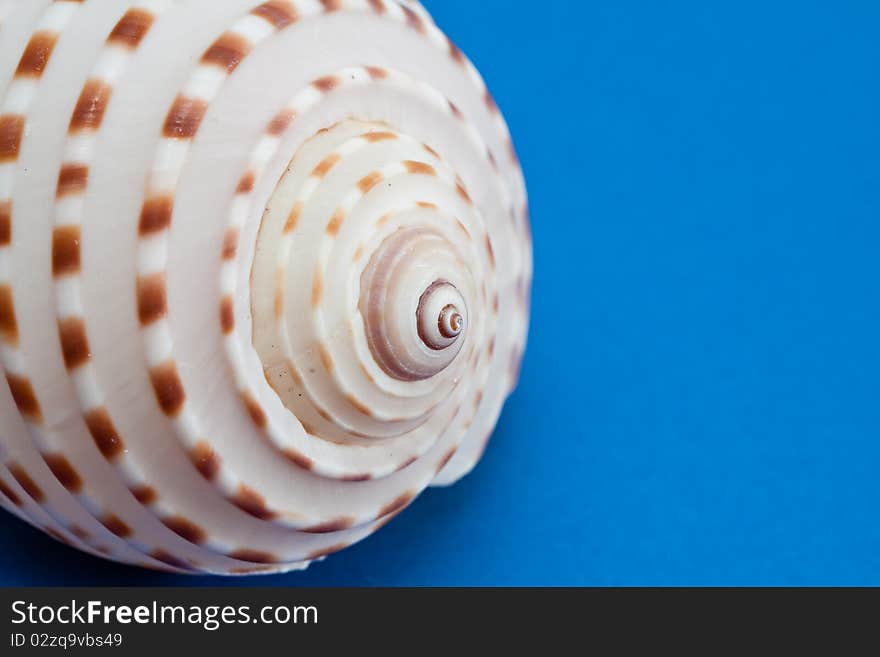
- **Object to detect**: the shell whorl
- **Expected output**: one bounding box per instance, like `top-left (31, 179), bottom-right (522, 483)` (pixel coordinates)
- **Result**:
top-left (0, 0), bottom-right (530, 575)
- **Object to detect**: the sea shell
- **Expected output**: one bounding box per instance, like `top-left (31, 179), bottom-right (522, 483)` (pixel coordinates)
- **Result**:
top-left (0, 0), bottom-right (530, 574)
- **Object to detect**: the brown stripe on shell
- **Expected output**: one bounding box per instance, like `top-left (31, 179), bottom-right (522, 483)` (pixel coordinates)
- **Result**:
top-left (448, 37), bottom-right (465, 64)
top-left (222, 227), bottom-right (238, 259)
top-left (436, 446), bottom-right (458, 473)
top-left (357, 171), bottom-right (383, 193)
top-left (416, 201), bottom-right (437, 209)
top-left (283, 201), bottom-right (302, 233)
top-left (404, 160), bottom-right (436, 176)
top-left (372, 507), bottom-right (405, 533)
top-left (367, 0), bottom-right (386, 13)
top-left (311, 268), bottom-right (323, 307)
top-left (163, 95), bottom-right (207, 139)
top-left (319, 0), bottom-right (342, 11)
top-left (485, 235), bottom-right (496, 269)
top-left (137, 272), bottom-right (167, 325)
top-left (283, 449), bottom-right (314, 471)
top-left (510, 348), bottom-right (524, 386)
top-left (366, 66), bottom-right (388, 79)
top-left (58, 317), bottom-right (90, 369)
top-left (44, 526), bottom-right (75, 547)
top-left (70, 80), bottom-right (111, 132)
top-left (312, 153), bottom-right (340, 178)
top-left (236, 171), bottom-right (255, 194)
top-left (302, 517), bottom-right (354, 534)
top-left (252, 1), bottom-right (299, 28)
top-left (228, 548), bottom-right (278, 564)
top-left (101, 514), bottom-right (132, 538)
top-left (312, 75), bottom-right (339, 92)
top-left (51, 226), bottom-right (81, 276)
top-left (345, 393), bottom-right (373, 418)
top-left (282, 361), bottom-right (304, 387)
top-left (138, 195), bottom-right (173, 235)
top-left (448, 100), bottom-right (463, 119)
top-left (484, 89), bottom-right (499, 114)
top-left (318, 344), bottom-right (334, 373)
top-left (56, 163), bottom-right (89, 197)
top-left (202, 31), bottom-right (251, 73)
top-left (0, 478), bottom-right (22, 506)
top-left (394, 455), bottom-right (418, 472)
top-left (85, 407), bottom-right (124, 459)
top-left (341, 472), bottom-right (372, 483)
top-left (6, 374), bottom-right (41, 422)
top-left (68, 525), bottom-right (90, 541)
top-left (0, 285), bottom-right (17, 344)
top-left (362, 131), bottom-right (396, 143)
top-left (273, 268), bottom-right (284, 317)
top-left (162, 515), bottom-right (206, 544)
top-left (15, 31), bottom-right (58, 78)
top-left (474, 390), bottom-right (484, 409)
top-left (150, 549), bottom-right (191, 570)
top-left (456, 181), bottom-right (472, 203)
top-left (149, 361), bottom-right (185, 417)
top-left (423, 143), bottom-right (441, 159)
top-left (232, 485), bottom-right (276, 521)
top-left (267, 108), bottom-right (295, 136)
top-left (108, 8), bottom-right (155, 48)
top-left (138, 558), bottom-right (176, 573)
top-left (130, 485), bottom-right (157, 506)
top-left (219, 295), bottom-right (235, 334)
top-left (358, 361), bottom-right (375, 384)
top-left (230, 565), bottom-right (275, 574)
top-left (400, 5), bottom-right (425, 32)
top-left (315, 406), bottom-right (332, 422)
top-left (0, 115), bottom-right (25, 162)
top-left (325, 208), bottom-right (344, 236)
top-left (508, 138), bottom-right (519, 165)
top-left (242, 392), bottom-right (267, 428)
top-left (0, 200), bottom-right (9, 245)
top-left (7, 463), bottom-right (43, 502)
top-left (190, 441), bottom-right (220, 480)
top-left (378, 491), bottom-right (415, 519)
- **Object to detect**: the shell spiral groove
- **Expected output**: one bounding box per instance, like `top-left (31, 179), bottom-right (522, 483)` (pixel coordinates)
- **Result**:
top-left (0, 0), bottom-right (530, 574)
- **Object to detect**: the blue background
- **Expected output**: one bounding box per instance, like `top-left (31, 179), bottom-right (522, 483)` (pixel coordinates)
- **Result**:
top-left (2, 0), bottom-right (879, 585)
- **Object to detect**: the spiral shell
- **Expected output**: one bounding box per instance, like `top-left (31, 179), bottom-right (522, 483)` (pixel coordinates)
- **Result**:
top-left (0, 0), bottom-right (530, 574)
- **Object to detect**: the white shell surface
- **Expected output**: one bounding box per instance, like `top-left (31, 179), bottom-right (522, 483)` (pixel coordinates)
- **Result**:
top-left (0, 0), bottom-right (530, 574)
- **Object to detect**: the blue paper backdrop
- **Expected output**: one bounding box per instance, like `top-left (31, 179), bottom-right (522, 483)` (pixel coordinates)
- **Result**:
top-left (1, 0), bottom-right (879, 585)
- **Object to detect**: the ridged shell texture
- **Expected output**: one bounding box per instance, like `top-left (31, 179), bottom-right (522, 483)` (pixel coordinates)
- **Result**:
top-left (0, 0), bottom-right (530, 574)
